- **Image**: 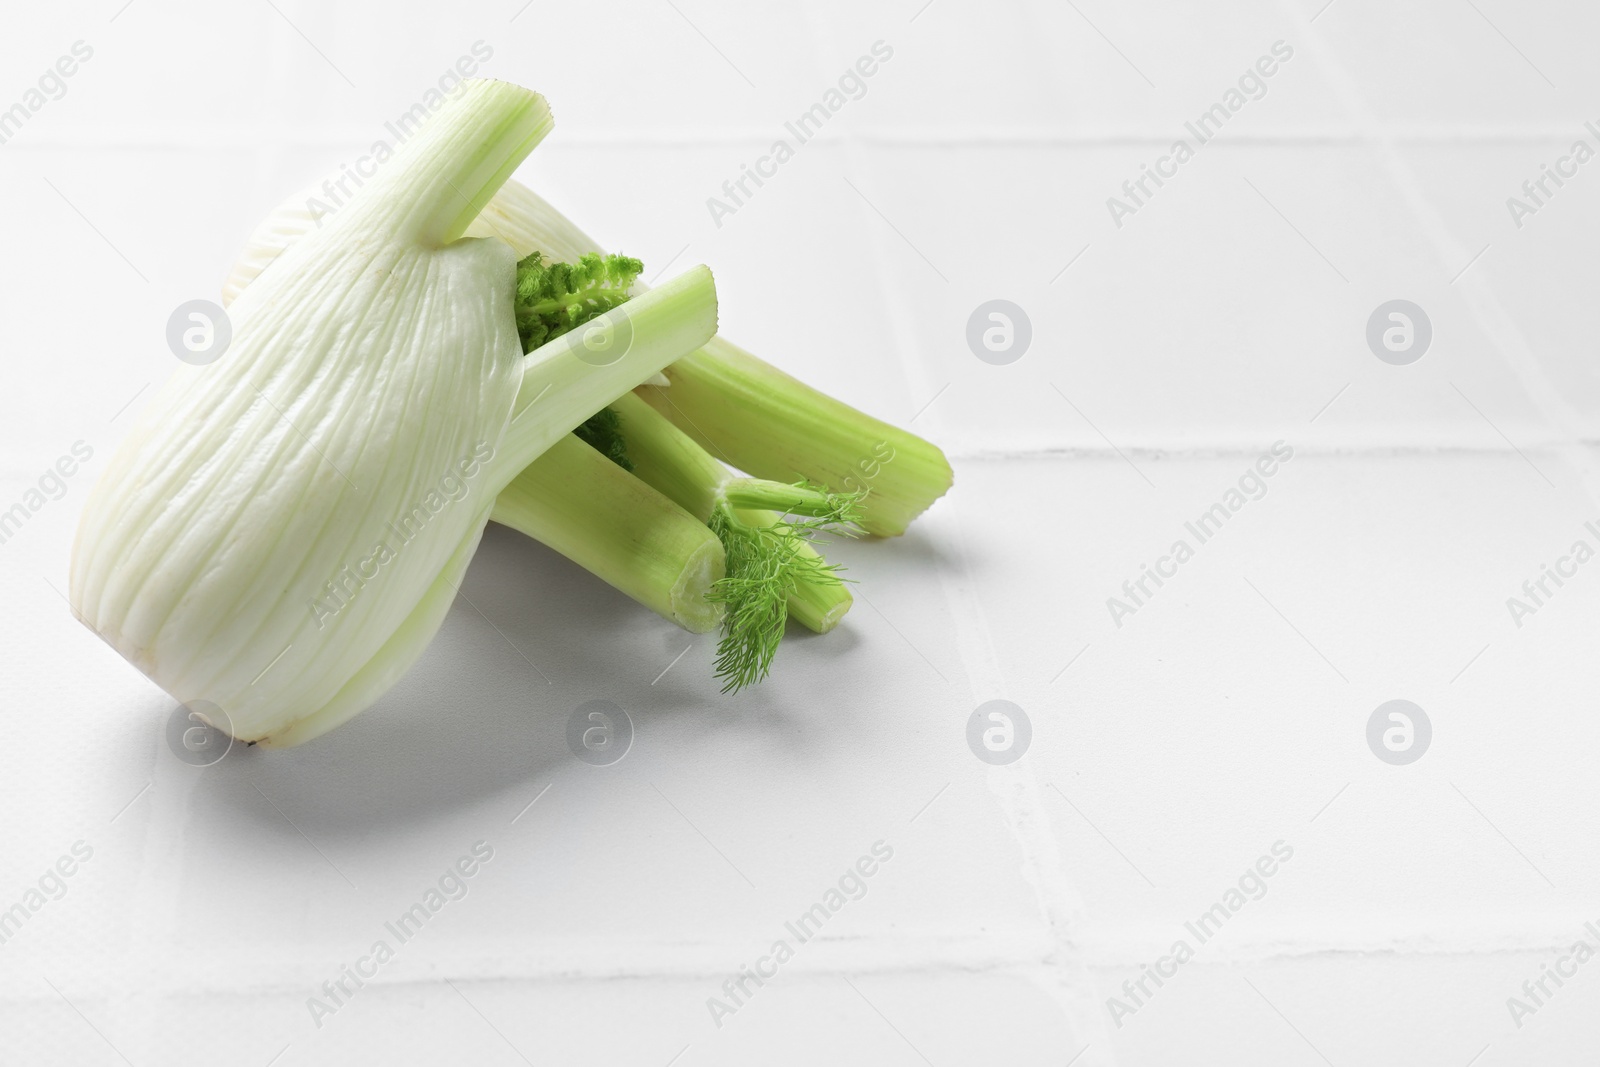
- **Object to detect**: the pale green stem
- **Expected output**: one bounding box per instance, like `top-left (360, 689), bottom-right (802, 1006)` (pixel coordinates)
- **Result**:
top-left (486, 266), bottom-right (719, 492)
top-left (351, 79), bottom-right (555, 249)
top-left (470, 180), bottom-right (952, 537)
top-left (639, 335), bottom-right (952, 537)
top-left (609, 393), bottom-right (851, 632)
top-left (492, 436), bottom-right (725, 633)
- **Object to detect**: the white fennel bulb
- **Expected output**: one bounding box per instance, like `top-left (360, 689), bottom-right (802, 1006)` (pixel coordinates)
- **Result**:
top-left (70, 79), bottom-right (718, 747)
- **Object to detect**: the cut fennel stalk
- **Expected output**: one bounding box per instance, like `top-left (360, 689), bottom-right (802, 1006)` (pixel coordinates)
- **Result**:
top-left (70, 79), bottom-right (718, 747)
top-left (230, 207), bottom-right (860, 661)
top-left (473, 181), bottom-right (953, 537)
top-left (638, 336), bottom-right (950, 538)
top-left (491, 430), bottom-right (725, 635)
top-left (495, 248), bottom-right (856, 686)
top-left (224, 177), bottom-right (953, 540)
top-left (605, 393), bottom-right (861, 691)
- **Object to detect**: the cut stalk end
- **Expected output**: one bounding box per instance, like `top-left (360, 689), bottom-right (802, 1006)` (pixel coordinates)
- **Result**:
top-left (642, 336), bottom-right (953, 537)
top-left (364, 79), bottom-right (554, 248)
top-left (492, 435), bottom-right (725, 632)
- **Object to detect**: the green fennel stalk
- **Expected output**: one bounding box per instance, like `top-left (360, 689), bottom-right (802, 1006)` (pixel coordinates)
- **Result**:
top-left (491, 435), bottom-right (724, 633)
top-left (508, 251), bottom-right (862, 690)
top-left (607, 393), bottom-right (861, 691)
top-left (474, 180), bottom-right (953, 537)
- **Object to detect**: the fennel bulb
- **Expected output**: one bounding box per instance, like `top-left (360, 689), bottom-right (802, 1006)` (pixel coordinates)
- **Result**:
top-left (70, 79), bottom-right (718, 747)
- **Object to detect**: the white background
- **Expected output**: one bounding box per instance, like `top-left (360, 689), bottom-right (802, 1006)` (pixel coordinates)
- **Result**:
top-left (2, 1), bottom-right (1599, 1064)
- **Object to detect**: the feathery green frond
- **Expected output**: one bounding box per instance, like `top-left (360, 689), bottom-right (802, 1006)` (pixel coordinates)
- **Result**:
top-left (510, 253), bottom-right (866, 693)
top-left (722, 479), bottom-right (865, 530)
top-left (703, 483), bottom-right (862, 692)
top-left (706, 509), bottom-right (851, 692)
top-left (514, 250), bottom-right (644, 352)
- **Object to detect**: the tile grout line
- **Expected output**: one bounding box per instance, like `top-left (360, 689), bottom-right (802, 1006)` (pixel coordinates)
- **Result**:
top-left (923, 495), bottom-right (1117, 1061)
